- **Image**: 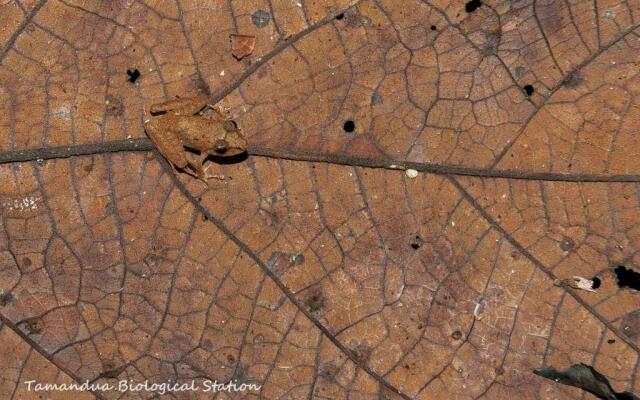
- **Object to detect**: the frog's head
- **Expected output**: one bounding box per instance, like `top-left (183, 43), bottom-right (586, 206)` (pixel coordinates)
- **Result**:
top-left (211, 120), bottom-right (248, 157)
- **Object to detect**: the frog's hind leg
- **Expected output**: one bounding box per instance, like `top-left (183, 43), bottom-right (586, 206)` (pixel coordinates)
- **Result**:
top-left (149, 97), bottom-right (207, 116)
top-left (145, 119), bottom-right (190, 173)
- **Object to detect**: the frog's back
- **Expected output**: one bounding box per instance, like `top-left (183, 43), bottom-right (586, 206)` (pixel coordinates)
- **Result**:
top-left (176, 117), bottom-right (224, 150)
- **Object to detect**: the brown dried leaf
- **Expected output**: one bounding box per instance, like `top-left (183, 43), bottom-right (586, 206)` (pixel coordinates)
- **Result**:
top-left (0, 0), bottom-right (640, 399)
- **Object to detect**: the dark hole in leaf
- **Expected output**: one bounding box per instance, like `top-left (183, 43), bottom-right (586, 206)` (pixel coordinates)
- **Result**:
top-left (126, 68), bottom-right (140, 83)
top-left (614, 265), bottom-right (640, 290)
top-left (336, 13), bottom-right (344, 20)
top-left (607, 339), bottom-right (616, 344)
top-left (343, 120), bottom-right (355, 132)
top-left (465, 0), bottom-right (482, 13)
top-left (430, 25), bottom-right (437, 30)
top-left (591, 276), bottom-right (601, 289)
top-left (523, 84), bottom-right (534, 96)
top-left (410, 234), bottom-right (423, 250)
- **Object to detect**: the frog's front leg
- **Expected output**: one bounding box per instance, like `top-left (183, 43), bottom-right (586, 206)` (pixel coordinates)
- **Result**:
top-left (185, 153), bottom-right (225, 181)
top-left (145, 118), bottom-right (190, 172)
top-left (149, 97), bottom-right (207, 116)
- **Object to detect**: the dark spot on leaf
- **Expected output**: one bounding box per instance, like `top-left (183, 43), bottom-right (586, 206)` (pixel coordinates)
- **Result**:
top-left (319, 362), bottom-right (339, 380)
top-left (126, 68), bottom-right (140, 83)
top-left (343, 120), bottom-right (355, 132)
top-left (523, 84), bottom-right (534, 96)
top-left (99, 362), bottom-right (127, 379)
top-left (560, 237), bottom-right (575, 252)
top-left (335, 13), bottom-right (344, 20)
top-left (202, 339), bottom-right (213, 349)
top-left (268, 251), bottom-right (302, 276)
top-left (622, 311), bottom-right (640, 340)
top-left (591, 277), bottom-right (601, 289)
top-left (351, 342), bottom-right (372, 364)
top-left (481, 29), bottom-right (501, 55)
top-left (451, 330), bottom-right (463, 340)
top-left (232, 364), bottom-right (252, 383)
top-left (304, 287), bottom-right (325, 315)
top-left (83, 163), bottom-right (93, 173)
top-left (191, 75), bottom-right (211, 97)
top-left (534, 363), bottom-right (640, 400)
top-left (22, 317), bottom-right (43, 335)
top-left (465, 0), bottom-right (482, 13)
top-left (22, 257), bottom-right (32, 268)
top-left (105, 95), bottom-right (123, 116)
top-left (562, 72), bottom-right (582, 88)
top-left (371, 91), bottom-right (383, 105)
top-left (614, 265), bottom-right (640, 290)
top-left (515, 66), bottom-right (526, 77)
top-left (0, 291), bottom-right (14, 306)
top-left (143, 253), bottom-right (160, 269)
top-left (227, 354), bottom-right (236, 363)
top-left (251, 10), bottom-right (271, 28)
top-left (607, 339), bottom-right (616, 344)
top-left (291, 253), bottom-right (304, 265)
top-left (343, 10), bottom-right (370, 27)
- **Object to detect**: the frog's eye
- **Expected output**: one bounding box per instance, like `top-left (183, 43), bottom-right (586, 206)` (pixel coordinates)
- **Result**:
top-left (213, 139), bottom-right (228, 154)
top-left (223, 120), bottom-right (238, 132)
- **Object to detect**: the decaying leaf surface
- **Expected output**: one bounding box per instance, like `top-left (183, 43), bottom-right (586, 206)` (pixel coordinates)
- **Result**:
top-left (0, 0), bottom-right (640, 399)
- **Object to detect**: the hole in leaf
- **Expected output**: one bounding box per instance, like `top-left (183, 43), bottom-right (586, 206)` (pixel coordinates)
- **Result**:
top-left (591, 277), bottom-right (601, 289)
top-left (523, 84), bottom-right (534, 96)
top-left (430, 25), bottom-right (437, 30)
top-left (336, 13), bottom-right (344, 20)
top-left (465, 0), bottom-right (482, 13)
top-left (410, 235), bottom-right (423, 250)
top-left (343, 120), bottom-right (355, 132)
top-left (614, 265), bottom-right (640, 290)
top-left (126, 68), bottom-right (141, 83)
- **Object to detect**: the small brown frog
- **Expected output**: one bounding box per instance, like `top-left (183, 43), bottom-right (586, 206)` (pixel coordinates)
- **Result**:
top-left (144, 97), bottom-right (247, 179)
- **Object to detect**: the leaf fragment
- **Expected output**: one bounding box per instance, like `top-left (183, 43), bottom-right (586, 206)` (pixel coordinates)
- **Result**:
top-left (230, 34), bottom-right (256, 60)
top-left (534, 363), bottom-right (640, 400)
